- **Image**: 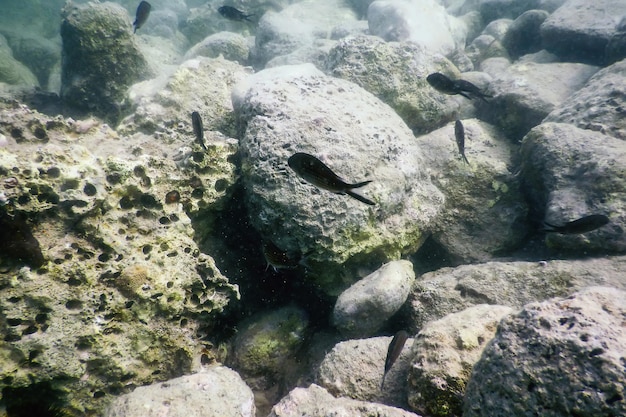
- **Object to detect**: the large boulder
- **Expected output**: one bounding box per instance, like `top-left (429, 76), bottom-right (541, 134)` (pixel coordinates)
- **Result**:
top-left (60, 1), bottom-right (151, 122)
top-left (104, 367), bottom-right (255, 417)
top-left (0, 34), bottom-right (39, 87)
top-left (520, 122), bottom-right (626, 253)
top-left (544, 58), bottom-right (626, 141)
top-left (463, 286), bottom-right (626, 417)
top-left (232, 63), bottom-right (444, 295)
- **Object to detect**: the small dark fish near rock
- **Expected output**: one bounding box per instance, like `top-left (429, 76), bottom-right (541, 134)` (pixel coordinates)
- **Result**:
top-left (262, 240), bottom-right (300, 272)
top-left (191, 111), bottom-right (206, 150)
top-left (381, 330), bottom-right (409, 390)
top-left (426, 72), bottom-right (491, 102)
top-left (454, 119), bottom-right (469, 164)
top-left (542, 214), bottom-right (610, 234)
top-left (288, 152), bottom-right (375, 206)
top-left (218, 5), bottom-right (254, 22)
top-left (133, 1), bottom-right (152, 33)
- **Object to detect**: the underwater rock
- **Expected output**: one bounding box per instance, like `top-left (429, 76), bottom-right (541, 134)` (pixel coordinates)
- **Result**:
top-left (268, 383), bottom-right (421, 417)
top-left (463, 286), bottom-right (626, 417)
top-left (325, 35), bottom-right (461, 134)
top-left (406, 257), bottom-right (626, 332)
top-left (60, 1), bottom-right (151, 122)
top-left (184, 31), bottom-right (251, 65)
top-left (317, 335), bottom-right (415, 408)
top-left (418, 119), bottom-right (528, 262)
top-left (501, 9), bottom-right (549, 59)
top-left (0, 34), bottom-right (39, 87)
top-left (520, 122), bottom-right (626, 253)
top-left (1, 31), bottom-right (60, 89)
top-left (104, 366), bottom-right (256, 417)
top-left (407, 304), bottom-right (514, 417)
top-left (232, 63), bottom-right (444, 295)
top-left (332, 260), bottom-right (415, 338)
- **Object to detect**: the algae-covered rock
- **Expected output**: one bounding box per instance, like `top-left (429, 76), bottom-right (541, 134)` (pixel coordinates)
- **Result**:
top-left (60, 1), bottom-right (151, 121)
top-left (0, 102), bottom-right (239, 416)
top-left (0, 34), bottom-right (39, 87)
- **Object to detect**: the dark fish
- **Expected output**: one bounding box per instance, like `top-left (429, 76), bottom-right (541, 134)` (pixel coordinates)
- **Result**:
top-left (381, 330), bottom-right (409, 390)
top-left (191, 111), bottom-right (206, 150)
top-left (262, 240), bottom-right (300, 271)
top-left (288, 152), bottom-right (375, 206)
top-left (0, 211), bottom-right (45, 268)
top-left (133, 1), bottom-right (151, 33)
top-left (542, 214), bottom-right (610, 234)
top-left (218, 5), bottom-right (254, 22)
top-left (426, 72), bottom-right (491, 102)
top-left (454, 119), bottom-right (469, 164)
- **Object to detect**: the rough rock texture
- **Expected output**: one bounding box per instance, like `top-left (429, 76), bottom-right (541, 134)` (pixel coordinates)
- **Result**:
top-left (254, 0), bottom-right (358, 68)
top-left (520, 123), bottom-right (626, 253)
top-left (332, 260), bottom-right (415, 337)
top-left (407, 304), bottom-right (514, 417)
top-left (368, 0), bottom-right (466, 55)
top-left (544, 58), bottom-right (626, 141)
top-left (119, 57), bottom-right (249, 138)
top-left (406, 257), bottom-right (626, 332)
top-left (266, 39), bottom-right (336, 69)
top-left (232, 63), bottom-right (444, 295)
top-left (0, 101), bottom-right (239, 416)
top-left (325, 35), bottom-right (461, 134)
top-left (317, 335), bottom-right (415, 408)
top-left (418, 119), bottom-right (528, 262)
top-left (501, 9), bottom-right (549, 59)
top-left (463, 286), bottom-right (626, 417)
top-left (540, 0), bottom-right (626, 65)
top-left (184, 32), bottom-right (251, 65)
top-left (483, 61), bottom-right (598, 140)
top-left (268, 383), bottom-right (422, 417)
top-left (104, 366), bottom-right (255, 417)
top-left (60, 2), bottom-right (151, 121)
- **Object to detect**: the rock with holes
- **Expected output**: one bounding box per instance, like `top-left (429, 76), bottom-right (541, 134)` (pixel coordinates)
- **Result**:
top-left (463, 286), bottom-right (626, 417)
top-left (0, 100), bottom-right (239, 416)
top-left (407, 304), bottom-right (514, 417)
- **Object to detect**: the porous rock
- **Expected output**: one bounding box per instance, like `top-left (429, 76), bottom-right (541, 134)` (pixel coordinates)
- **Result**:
top-left (332, 260), bottom-right (415, 338)
top-left (540, 0), bottom-right (626, 65)
top-left (520, 122), bottom-right (626, 253)
top-left (325, 35), bottom-right (462, 134)
top-left (463, 286), bottom-right (626, 417)
top-left (418, 119), bottom-right (528, 262)
top-left (483, 61), bottom-right (598, 140)
top-left (60, 1), bottom-right (151, 121)
top-left (232, 63), bottom-right (444, 295)
top-left (406, 257), bottom-right (626, 332)
top-left (407, 304), bottom-right (514, 417)
top-left (104, 366), bottom-right (255, 417)
top-left (544, 58), bottom-right (626, 141)
top-left (316, 335), bottom-right (415, 408)
top-left (268, 383), bottom-right (421, 417)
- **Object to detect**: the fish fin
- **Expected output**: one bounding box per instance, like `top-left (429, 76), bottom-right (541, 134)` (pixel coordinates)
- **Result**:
top-left (462, 154), bottom-right (470, 165)
top-left (380, 374), bottom-right (386, 390)
top-left (459, 91), bottom-right (473, 100)
top-left (346, 190), bottom-right (375, 206)
top-left (348, 180), bottom-right (372, 189)
top-left (541, 222), bottom-right (559, 233)
top-left (244, 14), bottom-right (255, 21)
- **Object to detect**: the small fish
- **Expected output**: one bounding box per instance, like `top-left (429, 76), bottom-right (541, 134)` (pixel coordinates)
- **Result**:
top-left (381, 330), bottom-right (409, 390)
top-left (288, 152), bottom-right (375, 206)
top-left (454, 119), bottom-right (469, 164)
top-left (133, 1), bottom-right (152, 33)
top-left (191, 111), bottom-right (206, 150)
top-left (542, 214), bottom-right (610, 234)
top-left (262, 240), bottom-right (300, 271)
top-left (426, 72), bottom-right (491, 102)
top-left (218, 5), bottom-right (254, 22)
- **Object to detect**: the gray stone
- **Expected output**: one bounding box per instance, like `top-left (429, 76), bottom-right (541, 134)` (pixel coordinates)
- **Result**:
top-left (266, 39), bottom-right (336, 69)
top-left (407, 304), bottom-right (514, 417)
top-left (502, 10), bottom-right (550, 59)
top-left (104, 367), bottom-right (255, 417)
top-left (544, 58), bottom-right (626, 141)
top-left (466, 34), bottom-right (510, 69)
top-left (520, 123), bottom-right (626, 253)
top-left (184, 31), bottom-right (250, 65)
top-left (0, 34), bottom-right (39, 87)
top-left (268, 384), bottom-right (421, 417)
top-left (232, 63), bottom-right (444, 295)
top-left (406, 257), bottom-right (626, 332)
top-left (463, 286), bottom-right (626, 417)
top-left (317, 336), bottom-right (415, 408)
top-left (540, 0), bottom-right (626, 65)
top-left (606, 32), bottom-right (626, 65)
top-left (332, 260), bottom-right (416, 337)
top-left (419, 119), bottom-right (529, 262)
top-left (60, 1), bottom-right (151, 122)
top-left (325, 35), bottom-right (462, 134)
top-left (477, 0), bottom-right (560, 22)
top-left (483, 61), bottom-right (598, 140)
top-left (1, 31), bottom-right (60, 89)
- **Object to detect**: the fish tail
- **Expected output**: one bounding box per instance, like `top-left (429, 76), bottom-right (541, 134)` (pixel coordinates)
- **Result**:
top-left (346, 190), bottom-right (375, 206)
top-left (541, 222), bottom-right (559, 233)
top-left (348, 180), bottom-right (372, 189)
top-left (244, 14), bottom-right (255, 21)
top-left (459, 91), bottom-right (473, 100)
top-left (462, 154), bottom-right (470, 165)
top-left (380, 375), bottom-right (386, 390)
